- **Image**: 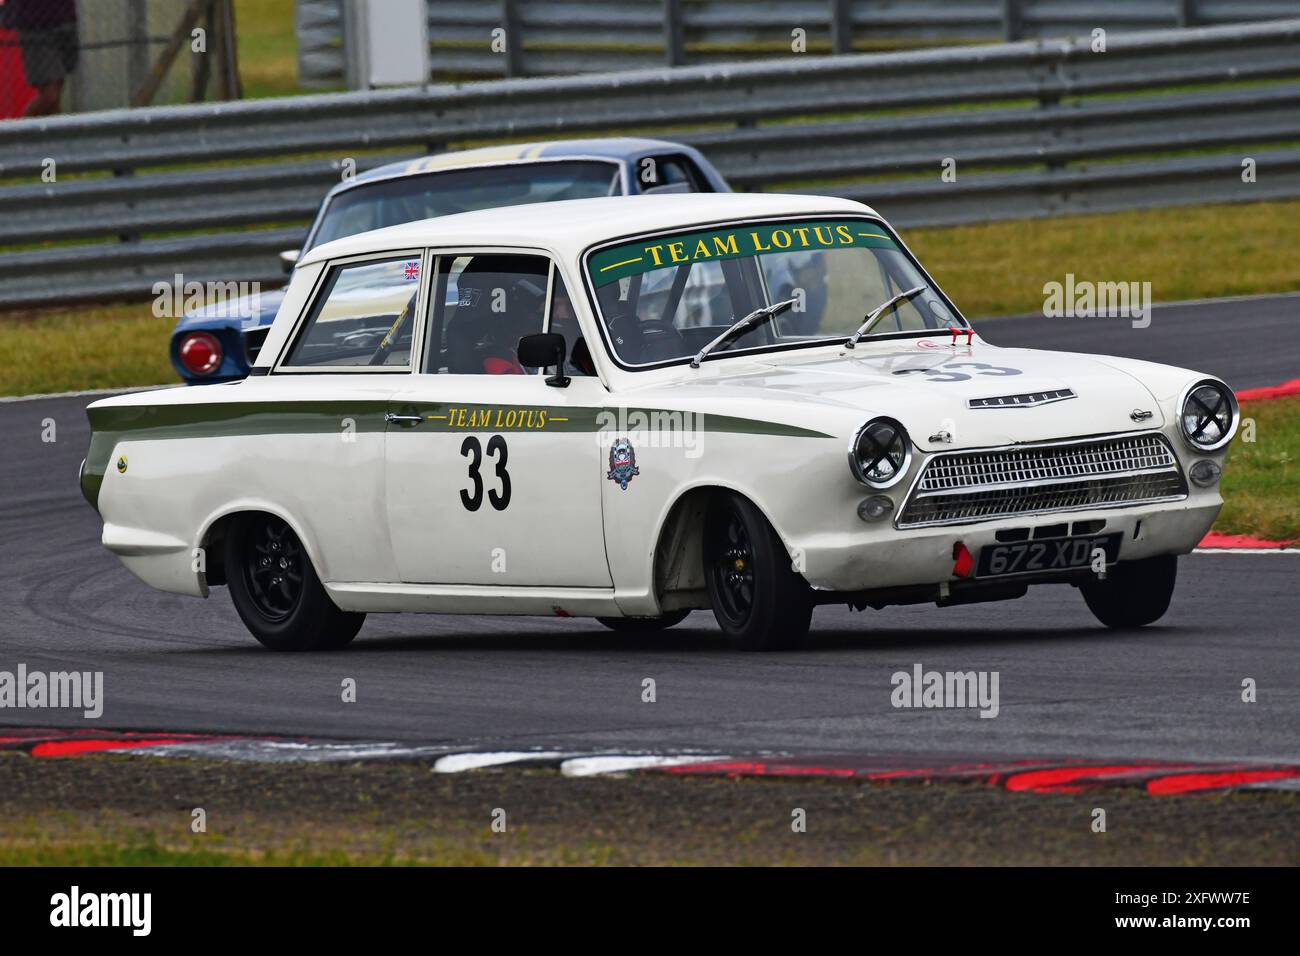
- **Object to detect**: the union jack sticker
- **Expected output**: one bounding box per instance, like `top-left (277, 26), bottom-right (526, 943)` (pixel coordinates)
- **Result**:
top-left (403, 260), bottom-right (420, 281)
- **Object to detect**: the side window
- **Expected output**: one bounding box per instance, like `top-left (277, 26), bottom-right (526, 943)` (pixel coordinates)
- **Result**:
top-left (282, 256), bottom-right (422, 368)
top-left (638, 154), bottom-right (709, 194)
top-left (546, 274), bottom-right (594, 377)
top-left (425, 253), bottom-right (550, 375)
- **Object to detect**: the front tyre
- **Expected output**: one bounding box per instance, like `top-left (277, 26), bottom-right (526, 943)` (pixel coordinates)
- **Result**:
top-left (704, 492), bottom-right (812, 651)
top-left (596, 610), bottom-right (690, 633)
top-left (224, 514), bottom-right (365, 651)
top-left (1080, 554), bottom-right (1177, 629)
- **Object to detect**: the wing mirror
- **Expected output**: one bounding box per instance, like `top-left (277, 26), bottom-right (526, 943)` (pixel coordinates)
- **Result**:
top-left (517, 332), bottom-right (570, 388)
top-left (279, 249), bottom-right (300, 275)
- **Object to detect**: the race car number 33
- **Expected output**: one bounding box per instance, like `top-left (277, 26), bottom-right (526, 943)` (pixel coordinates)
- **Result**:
top-left (977, 533), bottom-right (1122, 578)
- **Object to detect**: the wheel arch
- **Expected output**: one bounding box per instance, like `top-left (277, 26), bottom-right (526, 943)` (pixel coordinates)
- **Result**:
top-left (648, 481), bottom-right (795, 613)
top-left (196, 500), bottom-right (326, 593)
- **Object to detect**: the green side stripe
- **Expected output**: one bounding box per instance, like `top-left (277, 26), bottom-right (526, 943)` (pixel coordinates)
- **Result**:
top-left (81, 401), bottom-right (832, 510)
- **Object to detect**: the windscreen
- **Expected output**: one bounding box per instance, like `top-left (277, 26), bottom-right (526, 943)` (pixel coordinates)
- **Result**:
top-left (585, 218), bottom-right (964, 367)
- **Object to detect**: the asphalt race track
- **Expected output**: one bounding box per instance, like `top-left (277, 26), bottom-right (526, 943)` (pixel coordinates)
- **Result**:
top-left (1, 295), bottom-right (1296, 763)
top-left (980, 292), bottom-right (1299, 392)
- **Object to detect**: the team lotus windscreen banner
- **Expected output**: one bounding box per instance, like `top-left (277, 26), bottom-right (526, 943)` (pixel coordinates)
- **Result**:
top-left (587, 219), bottom-right (901, 285)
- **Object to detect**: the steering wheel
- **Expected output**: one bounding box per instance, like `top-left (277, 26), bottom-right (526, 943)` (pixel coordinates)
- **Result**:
top-left (607, 315), bottom-right (685, 362)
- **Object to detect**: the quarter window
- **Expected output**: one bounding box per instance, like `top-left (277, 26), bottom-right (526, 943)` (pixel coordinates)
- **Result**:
top-left (283, 256), bottom-right (422, 368)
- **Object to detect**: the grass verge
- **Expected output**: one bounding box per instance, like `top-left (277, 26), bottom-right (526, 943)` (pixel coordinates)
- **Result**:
top-left (0, 303), bottom-right (174, 397)
top-left (235, 0), bottom-right (300, 99)
top-left (1217, 396), bottom-right (1300, 542)
top-left (6, 199), bottom-right (1300, 397)
top-left (1, 753), bottom-right (1295, 866)
top-left (908, 198), bottom-right (1300, 319)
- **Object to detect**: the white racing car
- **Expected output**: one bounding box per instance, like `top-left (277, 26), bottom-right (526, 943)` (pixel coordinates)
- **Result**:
top-left (81, 194), bottom-right (1237, 651)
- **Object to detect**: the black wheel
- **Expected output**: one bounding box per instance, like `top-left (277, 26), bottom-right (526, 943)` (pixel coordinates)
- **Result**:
top-left (1080, 554), bottom-right (1177, 629)
top-left (596, 610), bottom-right (690, 633)
top-left (224, 514), bottom-right (365, 651)
top-left (703, 492), bottom-right (812, 650)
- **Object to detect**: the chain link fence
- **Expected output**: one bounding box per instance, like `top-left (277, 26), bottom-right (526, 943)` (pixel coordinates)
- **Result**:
top-left (0, 0), bottom-right (238, 118)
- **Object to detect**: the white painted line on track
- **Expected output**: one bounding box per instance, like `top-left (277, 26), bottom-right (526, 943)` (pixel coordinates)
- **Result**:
top-left (433, 751), bottom-right (573, 773)
top-left (1241, 778), bottom-right (1300, 792)
top-left (560, 754), bottom-right (729, 777)
top-left (123, 740), bottom-right (449, 763)
top-left (1193, 548), bottom-right (1300, 555)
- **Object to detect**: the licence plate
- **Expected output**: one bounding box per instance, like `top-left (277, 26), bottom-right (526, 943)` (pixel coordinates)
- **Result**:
top-left (976, 533), bottom-right (1121, 578)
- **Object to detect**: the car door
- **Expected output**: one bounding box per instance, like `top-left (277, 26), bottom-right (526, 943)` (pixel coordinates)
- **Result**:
top-left (268, 250), bottom-right (428, 583)
top-left (384, 251), bottom-right (613, 587)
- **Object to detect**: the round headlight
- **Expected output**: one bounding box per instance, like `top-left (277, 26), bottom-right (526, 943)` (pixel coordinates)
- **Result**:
top-left (849, 417), bottom-right (911, 488)
top-left (1179, 380), bottom-right (1237, 452)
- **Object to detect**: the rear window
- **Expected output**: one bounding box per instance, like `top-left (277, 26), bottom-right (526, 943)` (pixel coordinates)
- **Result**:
top-left (310, 160), bottom-right (621, 249)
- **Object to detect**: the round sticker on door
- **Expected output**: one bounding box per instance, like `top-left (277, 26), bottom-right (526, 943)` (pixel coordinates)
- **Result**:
top-left (606, 439), bottom-right (640, 490)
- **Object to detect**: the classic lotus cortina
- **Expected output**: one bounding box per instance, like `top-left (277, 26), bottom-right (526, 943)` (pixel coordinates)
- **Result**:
top-left (81, 194), bottom-right (1237, 651)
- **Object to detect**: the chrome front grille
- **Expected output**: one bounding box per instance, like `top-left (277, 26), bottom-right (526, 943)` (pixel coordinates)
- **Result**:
top-left (898, 433), bottom-right (1187, 528)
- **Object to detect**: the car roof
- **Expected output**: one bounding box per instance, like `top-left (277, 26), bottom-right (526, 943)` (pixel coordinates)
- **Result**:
top-left (299, 193), bottom-right (883, 267)
top-left (344, 137), bottom-right (695, 190)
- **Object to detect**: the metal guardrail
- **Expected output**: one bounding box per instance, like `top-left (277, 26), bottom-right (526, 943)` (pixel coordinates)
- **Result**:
top-left (297, 0), bottom-right (1300, 85)
top-left (2, 19), bottom-right (1300, 308)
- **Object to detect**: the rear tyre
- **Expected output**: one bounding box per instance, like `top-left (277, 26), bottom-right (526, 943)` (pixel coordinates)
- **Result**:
top-left (1080, 554), bottom-right (1177, 629)
top-left (596, 610), bottom-right (691, 633)
top-left (704, 492), bottom-right (813, 651)
top-left (224, 514), bottom-right (365, 651)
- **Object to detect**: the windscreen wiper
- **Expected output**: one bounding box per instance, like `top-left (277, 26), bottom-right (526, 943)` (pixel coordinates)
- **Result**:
top-left (844, 286), bottom-right (926, 348)
top-left (691, 298), bottom-right (798, 369)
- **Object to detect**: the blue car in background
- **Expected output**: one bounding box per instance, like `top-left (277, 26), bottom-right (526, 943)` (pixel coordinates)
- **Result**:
top-left (170, 137), bottom-right (730, 382)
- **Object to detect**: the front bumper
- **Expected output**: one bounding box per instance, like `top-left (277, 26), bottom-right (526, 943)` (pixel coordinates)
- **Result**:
top-left (799, 495), bottom-right (1220, 593)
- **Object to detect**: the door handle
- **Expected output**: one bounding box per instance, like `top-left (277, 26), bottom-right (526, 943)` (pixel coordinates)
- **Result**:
top-left (385, 412), bottom-right (424, 425)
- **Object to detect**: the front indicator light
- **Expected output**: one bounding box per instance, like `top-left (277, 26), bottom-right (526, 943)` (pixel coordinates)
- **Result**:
top-left (857, 495), bottom-right (894, 522)
top-left (1189, 460), bottom-right (1222, 487)
top-left (952, 542), bottom-right (974, 578)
